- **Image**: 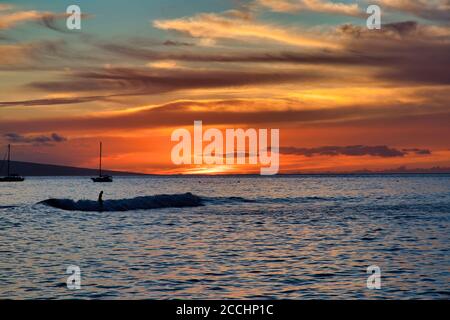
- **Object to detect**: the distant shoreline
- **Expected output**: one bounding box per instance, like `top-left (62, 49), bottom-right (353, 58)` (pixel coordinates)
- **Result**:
top-left (0, 160), bottom-right (143, 177)
top-left (2, 160), bottom-right (449, 176)
top-left (18, 173), bottom-right (450, 177)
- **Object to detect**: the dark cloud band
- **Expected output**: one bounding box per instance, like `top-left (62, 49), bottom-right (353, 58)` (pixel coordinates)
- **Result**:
top-left (279, 145), bottom-right (432, 158)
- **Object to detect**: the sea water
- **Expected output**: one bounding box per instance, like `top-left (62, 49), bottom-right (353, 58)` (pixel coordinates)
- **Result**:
top-left (0, 175), bottom-right (449, 299)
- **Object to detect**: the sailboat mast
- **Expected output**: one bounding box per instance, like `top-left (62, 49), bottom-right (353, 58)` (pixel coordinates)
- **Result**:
top-left (99, 142), bottom-right (102, 177)
top-left (7, 144), bottom-right (10, 177)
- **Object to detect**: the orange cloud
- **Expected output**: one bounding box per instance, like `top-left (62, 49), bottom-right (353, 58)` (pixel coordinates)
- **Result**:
top-left (0, 10), bottom-right (48, 29)
top-left (154, 11), bottom-right (337, 49)
top-left (256, 0), bottom-right (362, 17)
top-left (0, 44), bottom-right (28, 64)
top-left (0, 4), bottom-right (13, 11)
top-left (1, 2), bottom-right (449, 175)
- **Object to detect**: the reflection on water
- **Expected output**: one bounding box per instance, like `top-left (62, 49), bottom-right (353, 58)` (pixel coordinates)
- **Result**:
top-left (0, 175), bottom-right (449, 299)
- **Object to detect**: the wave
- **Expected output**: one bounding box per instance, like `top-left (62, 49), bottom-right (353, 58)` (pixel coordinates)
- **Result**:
top-left (38, 192), bottom-right (203, 212)
top-left (203, 195), bottom-right (354, 205)
top-left (203, 196), bottom-right (258, 204)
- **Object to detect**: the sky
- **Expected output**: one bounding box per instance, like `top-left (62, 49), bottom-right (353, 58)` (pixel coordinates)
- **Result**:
top-left (0, 0), bottom-right (449, 174)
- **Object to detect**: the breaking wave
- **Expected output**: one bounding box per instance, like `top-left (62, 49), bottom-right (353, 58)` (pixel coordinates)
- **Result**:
top-left (38, 192), bottom-right (203, 212)
top-left (203, 195), bottom-right (355, 205)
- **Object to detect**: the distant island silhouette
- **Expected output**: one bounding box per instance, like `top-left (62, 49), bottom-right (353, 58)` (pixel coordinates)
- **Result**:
top-left (285, 166), bottom-right (450, 175)
top-left (1, 160), bottom-right (449, 176)
top-left (0, 160), bottom-right (143, 176)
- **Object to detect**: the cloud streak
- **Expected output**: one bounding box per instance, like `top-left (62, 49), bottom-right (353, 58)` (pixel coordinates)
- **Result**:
top-left (375, 0), bottom-right (450, 22)
top-left (255, 0), bottom-right (362, 17)
top-left (18, 67), bottom-right (324, 100)
top-left (0, 9), bottom-right (71, 31)
top-left (0, 98), bottom-right (449, 133)
top-left (154, 11), bottom-right (337, 48)
top-left (279, 145), bottom-right (432, 157)
top-left (4, 132), bottom-right (67, 146)
top-left (337, 21), bottom-right (450, 84)
top-left (99, 42), bottom-right (395, 65)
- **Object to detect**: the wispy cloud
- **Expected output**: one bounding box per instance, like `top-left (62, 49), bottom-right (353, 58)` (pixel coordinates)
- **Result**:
top-left (255, 0), bottom-right (362, 17)
top-left (337, 21), bottom-right (450, 84)
top-left (0, 10), bottom-right (65, 30)
top-left (375, 0), bottom-right (450, 22)
top-left (154, 11), bottom-right (337, 48)
top-left (0, 10), bottom-right (44, 29)
top-left (99, 41), bottom-right (392, 65)
top-left (402, 148), bottom-right (432, 155)
top-left (0, 97), bottom-right (449, 133)
top-left (4, 132), bottom-right (67, 146)
top-left (0, 95), bottom-right (111, 107)
top-left (0, 4), bottom-right (89, 32)
top-left (0, 4), bottom-right (14, 11)
top-left (21, 66), bottom-right (324, 98)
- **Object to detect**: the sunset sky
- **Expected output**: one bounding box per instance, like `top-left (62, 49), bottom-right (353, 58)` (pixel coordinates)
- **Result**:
top-left (1, 0), bottom-right (449, 174)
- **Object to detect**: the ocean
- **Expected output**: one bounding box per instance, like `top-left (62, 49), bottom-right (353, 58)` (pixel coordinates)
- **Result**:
top-left (0, 175), bottom-right (449, 299)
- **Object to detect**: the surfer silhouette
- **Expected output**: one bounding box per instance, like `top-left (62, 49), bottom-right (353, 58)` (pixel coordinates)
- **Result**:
top-left (98, 191), bottom-right (104, 210)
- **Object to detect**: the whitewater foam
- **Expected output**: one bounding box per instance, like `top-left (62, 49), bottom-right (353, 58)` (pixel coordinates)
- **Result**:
top-left (38, 192), bottom-right (203, 212)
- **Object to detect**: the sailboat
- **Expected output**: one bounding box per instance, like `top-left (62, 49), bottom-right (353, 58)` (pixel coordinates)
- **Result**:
top-left (0, 144), bottom-right (25, 182)
top-left (91, 142), bottom-right (113, 182)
